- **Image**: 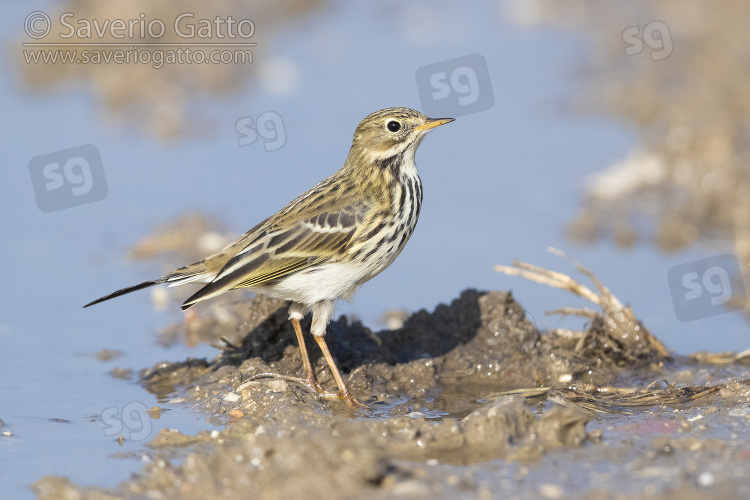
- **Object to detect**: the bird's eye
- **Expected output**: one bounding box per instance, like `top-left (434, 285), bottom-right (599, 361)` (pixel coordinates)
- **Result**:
top-left (387, 120), bottom-right (401, 132)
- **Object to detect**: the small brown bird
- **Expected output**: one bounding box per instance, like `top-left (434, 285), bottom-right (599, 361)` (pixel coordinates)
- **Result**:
top-left (84, 107), bottom-right (453, 406)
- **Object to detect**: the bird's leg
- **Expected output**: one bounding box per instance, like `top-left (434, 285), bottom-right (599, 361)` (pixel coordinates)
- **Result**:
top-left (249, 318), bottom-right (339, 399)
top-left (314, 335), bottom-right (366, 408)
top-left (290, 317), bottom-right (325, 392)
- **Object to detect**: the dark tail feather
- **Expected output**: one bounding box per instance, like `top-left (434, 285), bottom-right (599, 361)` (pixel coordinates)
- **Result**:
top-left (83, 279), bottom-right (163, 308)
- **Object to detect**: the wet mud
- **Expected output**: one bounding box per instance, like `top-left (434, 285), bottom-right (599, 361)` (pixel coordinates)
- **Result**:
top-left (31, 289), bottom-right (750, 499)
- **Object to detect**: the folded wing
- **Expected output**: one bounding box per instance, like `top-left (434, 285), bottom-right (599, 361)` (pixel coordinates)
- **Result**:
top-left (181, 203), bottom-right (368, 309)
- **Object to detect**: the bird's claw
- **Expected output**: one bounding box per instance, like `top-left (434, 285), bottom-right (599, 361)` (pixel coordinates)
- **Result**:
top-left (249, 372), bottom-right (341, 400)
top-left (340, 392), bottom-right (369, 409)
top-left (248, 372), bottom-right (368, 408)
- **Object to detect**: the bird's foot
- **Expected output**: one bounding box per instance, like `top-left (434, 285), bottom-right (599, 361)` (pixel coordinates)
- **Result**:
top-left (339, 390), bottom-right (369, 409)
top-left (248, 372), bottom-right (340, 399)
top-left (248, 372), bottom-right (368, 408)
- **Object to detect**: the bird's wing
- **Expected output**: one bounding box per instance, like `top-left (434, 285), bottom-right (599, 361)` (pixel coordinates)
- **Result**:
top-left (180, 191), bottom-right (373, 309)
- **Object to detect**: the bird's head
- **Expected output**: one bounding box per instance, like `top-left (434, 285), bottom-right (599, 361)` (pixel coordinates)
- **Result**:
top-left (346, 107), bottom-right (454, 169)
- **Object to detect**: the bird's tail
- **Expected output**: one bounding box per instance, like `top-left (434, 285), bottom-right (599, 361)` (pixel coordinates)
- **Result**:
top-left (83, 279), bottom-right (165, 308)
top-left (83, 259), bottom-right (217, 308)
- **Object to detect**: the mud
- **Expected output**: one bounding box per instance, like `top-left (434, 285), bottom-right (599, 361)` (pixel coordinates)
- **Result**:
top-left (31, 289), bottom-right (750, 499)
top-left (534, 0), bottom-right (750, 320)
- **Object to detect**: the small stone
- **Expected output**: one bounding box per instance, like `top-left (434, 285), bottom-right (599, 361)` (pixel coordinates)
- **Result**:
top-left (223, 392), bottom-right (241, 402)
top-left (228, 409), bottom-right (244, 418)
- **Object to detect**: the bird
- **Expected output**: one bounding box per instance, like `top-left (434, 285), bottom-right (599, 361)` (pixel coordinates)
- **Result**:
top-left (84, 107), bottom-right (454, 407)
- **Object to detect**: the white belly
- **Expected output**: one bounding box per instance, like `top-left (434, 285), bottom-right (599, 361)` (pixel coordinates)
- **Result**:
top-left (264, 260), bottom-right (375, 305)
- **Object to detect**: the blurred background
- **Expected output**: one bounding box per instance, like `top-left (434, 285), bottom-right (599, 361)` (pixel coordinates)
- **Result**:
top-left (2, 0), bottom-right (749, 497)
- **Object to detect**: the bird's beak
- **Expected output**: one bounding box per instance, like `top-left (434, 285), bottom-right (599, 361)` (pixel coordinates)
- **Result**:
top-left (414, 117), bottom-right (455, 133)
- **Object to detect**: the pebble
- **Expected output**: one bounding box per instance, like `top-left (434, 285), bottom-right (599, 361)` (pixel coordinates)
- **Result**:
top-left (223, 392), bottom-right (241, 402)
